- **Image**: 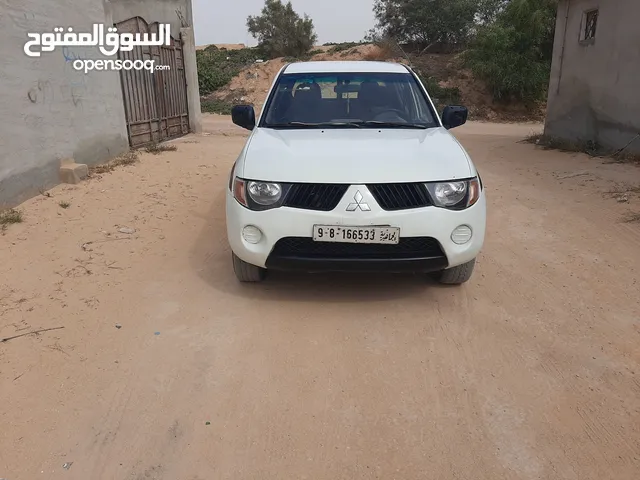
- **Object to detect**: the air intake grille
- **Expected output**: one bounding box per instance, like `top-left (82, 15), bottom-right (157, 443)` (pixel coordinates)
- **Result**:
top-left (270, 237), bottom-right (444, 260)
top-left (367, 183), bottom-right (432, 210)
top-left (283, 183), bottom-right (348, 211)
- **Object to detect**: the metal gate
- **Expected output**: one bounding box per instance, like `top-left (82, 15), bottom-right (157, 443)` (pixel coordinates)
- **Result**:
top-left (116, 17), bottom-right (189, 147)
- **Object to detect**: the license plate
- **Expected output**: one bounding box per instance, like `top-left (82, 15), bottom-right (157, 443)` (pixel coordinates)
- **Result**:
top-left (312, 225), bottom-right (400, 244)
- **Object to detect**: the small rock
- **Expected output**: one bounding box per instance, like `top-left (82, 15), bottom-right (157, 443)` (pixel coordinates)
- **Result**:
top-left (616, 195), bottom-right (629, 203)
top-left (115, 324), bottom-right (122, 329)
top-left (118, 227), bottom-right (135, 234)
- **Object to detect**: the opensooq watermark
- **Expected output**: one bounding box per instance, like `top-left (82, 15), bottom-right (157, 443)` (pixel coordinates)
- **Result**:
top-left (23, 24), bottom-right (172, 72)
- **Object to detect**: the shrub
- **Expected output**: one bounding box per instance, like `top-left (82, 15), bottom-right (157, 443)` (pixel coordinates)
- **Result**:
top-left (415, 71), bottom-right (461, 110)
top-left (201, 99), bottom-right (235, 115)
top-left (465, 0), bottom-right (557, 103)
top-left (197, 47), bottom-right (262, 95)
top-left (247, 0), bottom-right (317, 58)
top-left (327, 42), bottom-right (363, 54)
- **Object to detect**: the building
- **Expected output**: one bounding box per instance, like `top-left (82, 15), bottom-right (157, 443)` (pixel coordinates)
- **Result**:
top-left (0, 0), bottom-right (202, 207)
top-left (544, 0), bottom-right (640, 154)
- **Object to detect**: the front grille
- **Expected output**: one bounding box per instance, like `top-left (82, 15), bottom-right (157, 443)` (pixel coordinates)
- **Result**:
top-left (367, 183), bottom-right (432, 211)
top-left (283, 183), bottom-right (349, 211)
top-left (270, 237), bottom-right (444, 260)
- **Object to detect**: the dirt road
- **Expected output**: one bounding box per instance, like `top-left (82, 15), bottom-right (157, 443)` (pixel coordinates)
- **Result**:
top-left (1, 116), bottom-right (639, 480)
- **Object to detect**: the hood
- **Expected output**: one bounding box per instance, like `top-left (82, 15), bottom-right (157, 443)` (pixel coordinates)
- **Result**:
top-left (239, 127), bottom-right (473, 184)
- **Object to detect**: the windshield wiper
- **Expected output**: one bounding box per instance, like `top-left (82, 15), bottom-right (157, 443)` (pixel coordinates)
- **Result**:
top-left (266, 121), bottom-right (362, 128)
top-left (360, 121), bottom-right (429, 129)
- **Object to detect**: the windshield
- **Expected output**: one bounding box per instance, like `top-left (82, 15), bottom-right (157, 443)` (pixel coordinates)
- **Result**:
top-left (260, 71), bottom-right (439, 129)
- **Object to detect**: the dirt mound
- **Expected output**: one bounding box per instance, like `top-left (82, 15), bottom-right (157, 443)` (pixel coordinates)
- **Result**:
top-left (210, 58), bottom-right (288, 112)
top-left (412, 53), bottom-right (546, 122)
top-left (207, 45), bottom-right (405, 113)
top-left (205, 44), bottom-right (543, 122)
top-left (196, 43), bottom-right (246, 51)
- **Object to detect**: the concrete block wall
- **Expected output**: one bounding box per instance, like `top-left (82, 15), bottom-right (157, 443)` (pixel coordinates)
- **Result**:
top-left (545, 0), bottom-right (640, 154)
top-left (0, 0), bottom-right (130, 206)
top-left (107, 0), bottom-right (193, 37)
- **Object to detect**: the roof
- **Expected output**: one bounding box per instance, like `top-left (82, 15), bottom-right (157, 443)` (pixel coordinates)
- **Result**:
top-left (283, 61), bottom-right (409, 74)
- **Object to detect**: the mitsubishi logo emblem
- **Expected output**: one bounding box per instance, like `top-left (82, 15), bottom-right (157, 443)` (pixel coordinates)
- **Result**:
top-left (346, 190), bottom-right (371, 212)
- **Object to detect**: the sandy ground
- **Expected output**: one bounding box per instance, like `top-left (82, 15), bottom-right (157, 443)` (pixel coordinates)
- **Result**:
top-left (1, 115), bottom-right (640, 480)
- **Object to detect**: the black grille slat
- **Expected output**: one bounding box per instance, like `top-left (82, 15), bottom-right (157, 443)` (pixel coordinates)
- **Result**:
top-left (368, 183), bottom-right (432, 211)
top-left (378, 184), bottom-right (395, 208)
top-left (271, 237), bottom-right (444, 260)
top-left (325, 185), bottom-right (342, 208)
top-left (283, 183), bottom-right (348, 211)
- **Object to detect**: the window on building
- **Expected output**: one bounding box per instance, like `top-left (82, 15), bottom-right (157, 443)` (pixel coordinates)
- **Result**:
top-left (581, 9), bottom-right (598, 43)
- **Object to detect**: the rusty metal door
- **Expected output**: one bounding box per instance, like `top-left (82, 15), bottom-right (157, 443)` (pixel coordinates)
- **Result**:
top-left (116, 17), bottom-right (190, 147)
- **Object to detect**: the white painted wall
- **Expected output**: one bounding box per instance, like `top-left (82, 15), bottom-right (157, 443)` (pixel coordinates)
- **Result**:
top-left (0, 0), bottom-right (129, 206)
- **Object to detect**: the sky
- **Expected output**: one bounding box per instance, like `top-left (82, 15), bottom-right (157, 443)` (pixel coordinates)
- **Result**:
top-left (192, 0), bottom-right (376, 47)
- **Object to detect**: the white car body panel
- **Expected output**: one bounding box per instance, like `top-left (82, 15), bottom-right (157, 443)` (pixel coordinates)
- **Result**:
top-left (238, 127), bottom-right (474, 184)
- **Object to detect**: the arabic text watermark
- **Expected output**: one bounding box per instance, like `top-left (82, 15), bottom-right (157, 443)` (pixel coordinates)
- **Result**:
top-left (24, 24), bottom-right (171, 58)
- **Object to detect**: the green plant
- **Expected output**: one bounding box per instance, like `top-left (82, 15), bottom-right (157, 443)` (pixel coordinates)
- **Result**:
top-left (201, 99), bottom-right (235, 115)
top-left (465, 0), bottom-right (557, 103)
top-left (283, 52), bottom-right (313, 62)
top-left (416, 71), bottom-right (461, 109)
top-left (370, 0), bottom-right (494, 45)
top-left (327, 42), bottom-right (363, 54)
top-left (247, 0), bottom-right (317, 58)
top-left (197, 47), bottom-right (264, 95)
top-left (58, 201), bottom-right (71, 209)
top-left (0, 208), bottom-right (23, 231)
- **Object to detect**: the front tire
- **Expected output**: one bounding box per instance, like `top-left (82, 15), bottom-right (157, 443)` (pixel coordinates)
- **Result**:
top-left (232, 253), bottom-right (266, 282)
top-left (435, 258), bottom-right (476, 285)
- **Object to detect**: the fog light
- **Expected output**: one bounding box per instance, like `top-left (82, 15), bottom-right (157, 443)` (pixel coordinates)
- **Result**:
top-left (242, 225), bottom-right (262, 244)
top-left (451, 225), bottom-right (472, 245)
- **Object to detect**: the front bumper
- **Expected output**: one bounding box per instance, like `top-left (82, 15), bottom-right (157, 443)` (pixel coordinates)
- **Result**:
top-left (226, 184), bottom-right (486, 272)
top-left (265, 255), bottom-right (449, 273)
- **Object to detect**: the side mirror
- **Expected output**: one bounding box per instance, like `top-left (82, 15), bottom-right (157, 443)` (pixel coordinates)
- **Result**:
top-left (441, 105), bottom-right (468, 130)
top-left (231, 105), bottom-right (256, 130)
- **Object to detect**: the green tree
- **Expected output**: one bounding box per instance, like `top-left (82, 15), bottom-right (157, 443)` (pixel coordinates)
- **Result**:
top-left (465, 0), bottom-right (557, 103)
top-left (371, 0), bottom-right (506, 46)
top-left (247, 0), bottom-right (317, 58)
top-left (476, 0), bottom-right (511, 24)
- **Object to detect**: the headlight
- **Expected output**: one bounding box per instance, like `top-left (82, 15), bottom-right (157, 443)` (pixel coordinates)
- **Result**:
top-left (432, 181), bottom-right (467, 206)
top-left (247, 181), bottom-right (282, 205)
top-left (233, 178), bottom-right (290, 211)
top-left (425, 177), bottom-right (481, 210)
